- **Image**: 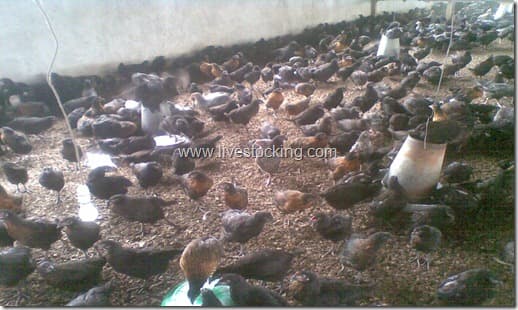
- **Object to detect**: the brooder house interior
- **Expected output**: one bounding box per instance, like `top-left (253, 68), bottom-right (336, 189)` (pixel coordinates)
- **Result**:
top-left (0, 0), bottom-right (515, 307)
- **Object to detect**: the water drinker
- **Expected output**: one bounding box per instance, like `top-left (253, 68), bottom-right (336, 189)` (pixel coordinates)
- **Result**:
top-left (161, 278), bottom-right (233, 307)
top-left (386, 135), bottom-right (446, 201)
top-left (377, 34), bottom-right (400, 58)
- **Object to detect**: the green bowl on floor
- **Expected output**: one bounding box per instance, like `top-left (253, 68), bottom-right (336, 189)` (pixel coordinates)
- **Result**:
top-left (161, 278), bottom-right (234, 306)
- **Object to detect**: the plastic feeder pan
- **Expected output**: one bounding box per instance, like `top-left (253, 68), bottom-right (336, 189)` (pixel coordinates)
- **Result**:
top-left (161, 278), bottom-right (234, 307)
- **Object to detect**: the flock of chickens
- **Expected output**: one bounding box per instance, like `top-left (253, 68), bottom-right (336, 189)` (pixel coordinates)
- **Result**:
top-left (0, 0), bottom-right (515, 307)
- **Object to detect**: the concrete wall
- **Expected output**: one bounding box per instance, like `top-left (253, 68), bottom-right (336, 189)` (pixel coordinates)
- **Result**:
top-left (0, 0), bottom-right (429, 83)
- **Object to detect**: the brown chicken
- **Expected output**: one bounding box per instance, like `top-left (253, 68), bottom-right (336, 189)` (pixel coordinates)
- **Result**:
top-left (339, 232), bottom-right (392, 271)
top-left (0, 184), bottom-right (23, 213)
top-left (326, 153), bottom-right (361, 182)
top-left (285, 96), bottom-right (311, 116)
top-left (219, 181), bottom-right (248, 210)
top-left (295, 82), bottom-right (316, 97)
top-left (170, 171), bottom-right (213, 211)
top-left (199, 62), bottom-right (214, 78)
top-left (274, 190), bottom-right (316, 215)
top-left (265, 89), bottom-right (284, 112)
top-left (288, 132), bottom-right (328, 151)
top-left (179, 237), bottom-right (224, 303)
top-left (0, 210), bottom-right (61, 251)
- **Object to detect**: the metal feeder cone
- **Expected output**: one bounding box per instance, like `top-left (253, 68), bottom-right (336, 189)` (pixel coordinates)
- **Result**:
top-left (386, 135), bottom-right (446, 201)
top-left (377, 34), bottom-right (400, 58)
top-left (141, 105), bottom-right (161, 135)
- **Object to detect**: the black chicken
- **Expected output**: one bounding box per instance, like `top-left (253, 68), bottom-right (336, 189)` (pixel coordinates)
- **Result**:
top-left (321, 181), bottom-right (381, 214)
top-left (108, 194), bottom-right (181, 235)
top-left (0, 246), bottom-right (35, 305)
top-left (2, 162), bottom-right (28, 193)
top-left (437, 268), bottom-right (502, 305)
top-left (218, 273), bottom-right (289, 306)
top-left (0, 220), bottom-right (14, 246)
top-left (96, 240), bottom-right (182, 289)
top-left (61, 138), bottom-right (83, 163)
top-left (58, 217), bottom-right (101, 257)
top-left (215, 248), bottom-right (301, 282)
top-left (38, 167), bottom-right (65, 203)
top-left (288, 270), bottom-right (372, 306)
top-left (132, 161), bottom-right (163, 188)
top-left (86, 166), bottom-right (132, 202)
top-left (410, 225), bottom-right (442, 270)
top-left (0, 127), bottom-right (32, 154)
top-left (5, 116), bottom-right (56, 135)
top-left (37, 257), bottom-right (106, 291)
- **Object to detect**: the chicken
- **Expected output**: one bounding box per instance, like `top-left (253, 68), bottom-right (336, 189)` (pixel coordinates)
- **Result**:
top-left (326, 154), bottom-right (361, 182)
top-left (132, 161), bottom-right (163, 189)
top-left (259, 121), bottom-right (281, 139)
top-left (274, 190), bottom-right (315, 216)
top-left (311, 212), bottom-right (352, 256)
top-left (369, 176), bottom-right (407, 223)
top-left (57, 217), bottom-right (101, 257)
top-left (171, 149), bottom-right (195, 175)
top-left (410, 225), bottom-right (442, 270)
top-left (86, 166), bottom-right (132, 201)
top-left (2, 163), bottom-right (28, 193)
top-left (294, 82), bottom-right (316, 97)
top-left (288, 132), bottom-right (328, 152)
top-left (219, 181), bottom-right (248, 210)
top-left (221, 210), bottom-right (273, 255)
top-left (65, 281), bottom-right (113, 306)
top-left (437, 268), bottom-right (502, 305)
top-left (254, 146), bottom-right (281, 186)
top-left (0, 210), bottom-right (61, 251)
top-left (469, 55), bottom-right (494, 77)
top-left (403, 204), bottom-right (456, 231)
top-left (443, 162), bottom-right (473, 184)
top-left (96, 240), bottom-right (182, 285)
top-left (0, 184), bottom-right (23, 213)
top-left (0, 127), bottom-right (32, 154)
top-left (321, 181), bottom-right (381, 214)
top-left (61, 138), bottom-right (83, 163)
top-left (339, 232), bottom-right (392, 271)
top-left (218, 273), bottom-right (288, 306)
top-left (291, 104), bottom-right (325, 126)
top-left (200, 288), bottom-right (223, 307)
top-left (230, 62), bottom-right (253, 83)
top-left (38, 167), bottom-right (65, 203)
top-left (323, 87), bottom-right (344, 110)
top-left (0, 246), bottom-right (35, 305)
top-left (108, 194), bottom-right (181, 235)
top-left (91, 117), bottom-right (138, 139)
top-left (225, 99), bottom-right (261, 126)
top-left (299, 116), bottom-right (333, 137)
top-left (5, 116), bottom-right (56, 135)
top-left (191, 92), bottom-right (231, 111)
top-left (312, 59), bottom-right (339, 82)
top-left (37, 257), bottom-right (106, 291)
top-left (422, 66), bottom-right (442, 85)
top-left (179, 237), bottom-right (224, 303)
top-left (288, 270), bottom-right (372, 306)
top-left (328, 131), bottom-right (360, 154)
top-left (207, 100), bottom-right (238, 122)
top-left (285, 96), bottom-right (311, 116)
top-left (351, 71), bottom-right (368, 88)
top-left (265, 89), bottom-right (284, 112)
top-left (215, 248), bottom-right (301, 283)
top-left (169, 171), bottom-right (213, 210)
top-left (0, 220), bottom-right (14, 246)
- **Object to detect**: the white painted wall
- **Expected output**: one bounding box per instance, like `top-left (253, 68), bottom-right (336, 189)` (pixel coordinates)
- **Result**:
top-left (0, 0), bottom-right (429, 83)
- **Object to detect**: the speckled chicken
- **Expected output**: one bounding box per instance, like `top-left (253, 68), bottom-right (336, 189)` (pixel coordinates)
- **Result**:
top-left (339, 232), bottom-right (392, 271)
top-left (37, 257), bottom-right (106, 291)
top-left (437, 268), bottom-right (502, 306)
top-left (0, 127), bottom-right (32, 154)
top-left (179, 237), bottom-right (224, 303)
top-left (410, 225), bottom-right (442, 270)
top-left (0, 210), bottom-right (61, 251)
top-left (311, 212), bottom-right (352, 256)
top-left (221, 210), bottom-right (273, 255)
top-left (65, 281), bottom-right (113, 306)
